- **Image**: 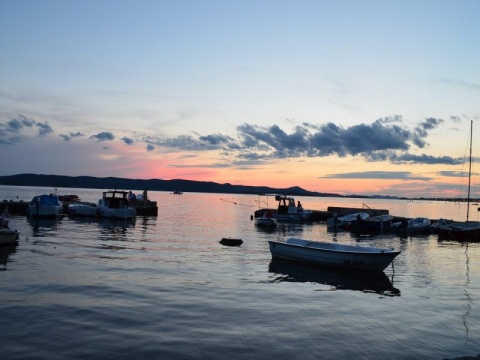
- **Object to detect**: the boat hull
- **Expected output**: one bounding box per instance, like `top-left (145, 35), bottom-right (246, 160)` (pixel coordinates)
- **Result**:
top-left (268, 238), bottom-right (400, 271)
top-left (27, 205), bottom-right (62, 218)
top-left (68, 204), bottom-right (98, 217)
top-left (255, 216), bottom-right (277, 227)
top-left (352, 215), bottom-right (393, 233)
top-left (0, 228), bottom-right (19, 245)
top-left (97, 206), bottom-right (136, 219)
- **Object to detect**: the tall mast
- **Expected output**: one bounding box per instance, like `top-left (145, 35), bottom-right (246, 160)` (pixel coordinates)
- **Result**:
top-left (466, 119), bottom-right (472, 221)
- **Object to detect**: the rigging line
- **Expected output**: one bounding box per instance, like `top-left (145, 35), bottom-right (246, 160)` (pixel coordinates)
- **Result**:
top-left (219, 198), bottom-right (258, 208)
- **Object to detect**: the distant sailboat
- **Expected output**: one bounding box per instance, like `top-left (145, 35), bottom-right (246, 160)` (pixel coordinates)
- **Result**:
top-left (448, 120), bottom-right (480, 241)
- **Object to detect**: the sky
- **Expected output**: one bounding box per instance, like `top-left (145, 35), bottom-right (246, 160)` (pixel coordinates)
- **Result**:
top-left (0, 0), bottom-right (479, 198)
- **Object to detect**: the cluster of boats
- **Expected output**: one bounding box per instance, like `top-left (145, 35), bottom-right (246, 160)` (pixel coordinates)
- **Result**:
top-left (325, 211), bottom-right (432, 235)
top-left (26, 190), bottom-right (137, 220)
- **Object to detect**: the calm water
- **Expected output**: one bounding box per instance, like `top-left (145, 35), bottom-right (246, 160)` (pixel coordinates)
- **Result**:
top-left (1, 186), bottom-right (480, 360)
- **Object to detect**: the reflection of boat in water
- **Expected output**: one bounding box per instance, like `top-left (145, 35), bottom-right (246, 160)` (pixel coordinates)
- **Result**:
top-left (27, 217), bottom-right (60, 235)
top-left (269, 259), bottom-right (400, 295)
top-left (0, 243), bottom-right (18, 269)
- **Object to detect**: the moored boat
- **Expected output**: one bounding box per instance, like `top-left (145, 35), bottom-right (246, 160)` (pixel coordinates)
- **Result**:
top-left (437, 121), bottom-right (480, 242)
top-left (352, 214), bottom-right (393, 233)
top-left (326, 212), bottom-right (369, 230)
top-left (268, 237), bottom-right (401, 271)
top-left (255, 212), bottom-right (277, 228)
top-left (391, 217), bottom-right (431, 235)
top-left (272, 194), bottom-right (312, 222)
top-left (27, 194), bottom-right (63, 218)
top-left (97, 190), bottom-right (136, 219)
top-left (68, 203), bottom-right (98, 217)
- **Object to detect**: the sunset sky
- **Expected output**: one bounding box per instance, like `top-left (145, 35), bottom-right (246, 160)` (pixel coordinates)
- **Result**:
top-left (1, 0), bottom-right (479, 198)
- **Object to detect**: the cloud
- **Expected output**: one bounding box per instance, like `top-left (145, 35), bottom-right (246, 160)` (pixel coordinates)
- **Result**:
top-left (438, 170), bottom-right (480, 177)
top-left (437, 78), bottom-right (480, 92)
top-left (90, 132), bottom-right (115, 141)
top-left (36, 122), bottom-right (54, 136)
top-left (389, 153), bottom-right (464, 165)
top-left (122, 137), bottom-right (134, 145)
top-left (320, 171), bottom-right (432, 181)
top-left (60, 131), bottom-right (85, 141)
top-left (0, 113), bottom-right (470, 168)
top-left (6, 115), bottom-right (35, 132)
top-left (412, 117), bottom-right (444, 148)
top-left (235, 119), bottom-right (436, 160)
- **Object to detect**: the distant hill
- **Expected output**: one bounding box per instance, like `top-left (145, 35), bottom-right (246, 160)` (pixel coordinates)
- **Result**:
top-left (0, 173), bottom-right (344, 198)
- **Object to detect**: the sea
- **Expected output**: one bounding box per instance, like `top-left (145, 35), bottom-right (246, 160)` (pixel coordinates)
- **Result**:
top-left (1, 185), bottom-right (480, 360)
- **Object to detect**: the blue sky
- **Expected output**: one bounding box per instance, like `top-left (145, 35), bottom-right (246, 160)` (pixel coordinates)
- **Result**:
top-left (0, 0), bottom-right (479, 197)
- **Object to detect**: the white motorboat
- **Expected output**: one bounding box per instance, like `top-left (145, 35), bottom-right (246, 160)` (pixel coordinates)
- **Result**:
top-left (326, 212), bottom-right (369, 230)
top-left (68, 203), bottom-right (98, 217)
top-left (27, 194), bottom-right (63, 218)
top-left (268, 237), bottom-right (401, 271)
top-left (97, 190), bottom-right (136, 219)
top-left (272, 194), bottom-right (312, 221)
top-left (255, 212), bottom-right (277, 227)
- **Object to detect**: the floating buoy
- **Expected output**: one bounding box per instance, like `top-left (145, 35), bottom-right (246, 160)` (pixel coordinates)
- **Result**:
top-left (220, 238), bottom-right (243, 246)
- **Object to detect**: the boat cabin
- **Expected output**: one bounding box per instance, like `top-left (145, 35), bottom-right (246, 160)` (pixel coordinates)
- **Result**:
top-left (275, 195), bottom-right (302, 215)
top-left (101, 191), bottom-right (130, 209)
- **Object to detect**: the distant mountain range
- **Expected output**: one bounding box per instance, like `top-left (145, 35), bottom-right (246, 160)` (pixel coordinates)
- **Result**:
top-left (0, 173), bottom-right (348, 198)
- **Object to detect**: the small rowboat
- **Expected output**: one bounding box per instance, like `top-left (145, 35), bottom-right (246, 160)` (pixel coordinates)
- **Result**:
top-left (220, 238), bottom-right (243, 246)
top-left (268, 238), bottom-right (400, 271)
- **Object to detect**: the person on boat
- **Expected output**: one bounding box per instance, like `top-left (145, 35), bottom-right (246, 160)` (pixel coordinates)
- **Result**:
top-left (128, 191), bottom-right (136, 200)
top-left (143, 188), bottom-right (148, 202)
top-left (297, 201), bottom-right (303, 212)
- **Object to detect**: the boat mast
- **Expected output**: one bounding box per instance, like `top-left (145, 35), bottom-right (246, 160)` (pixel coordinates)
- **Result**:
top-left (466, 120), bottom-right (472, 221)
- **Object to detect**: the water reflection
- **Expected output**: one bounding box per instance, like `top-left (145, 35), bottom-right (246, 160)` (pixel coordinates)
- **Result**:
top-left (97, 218), bottom-right (136, 242)
top-left (0, 244), bottom-right (17, 270)
top-left (27, 217), bottom-right (61, 236)
top-left (268, 259), bottom-right (400, 296)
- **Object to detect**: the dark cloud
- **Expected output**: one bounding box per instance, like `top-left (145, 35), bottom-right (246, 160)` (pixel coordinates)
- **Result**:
top-left (90, 132), bottom-right (115, 141)
top-left (320, 171), bottom-right (432, 181)
top-left (6, 115), bottom-right (35, 132)
top-left (36, 122), bottom-right (53, 136)
top-left (146, 144), bottom-right (155, 151)
top-left (198, 133), bottom-right (233, 145)
top-left (438, 170), bottom-right (480, 177)
top-left (59, 131), bottom-right (85, 141)
top-left (122, 137), bottom-right (134, 145)
top-left (390, 153), bottom-right (463, 165)
top-left (412, 117), bottom-right (444, 148)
